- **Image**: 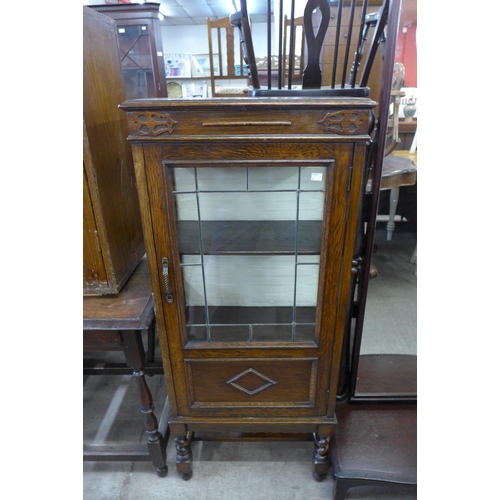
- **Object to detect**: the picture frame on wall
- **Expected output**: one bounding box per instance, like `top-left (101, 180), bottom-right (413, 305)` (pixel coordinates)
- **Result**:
top-left (192, 54), bottom-right (218, 77)
top-left (164, 54), bottom-right (191, 78)
top-left (182, 81), bottom-right (208, 99)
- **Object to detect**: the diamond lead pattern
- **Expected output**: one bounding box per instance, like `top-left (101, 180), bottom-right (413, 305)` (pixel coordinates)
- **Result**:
top-left (226, 368), bottom-right (277, 396)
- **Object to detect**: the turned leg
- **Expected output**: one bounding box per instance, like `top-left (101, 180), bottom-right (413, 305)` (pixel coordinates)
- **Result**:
top-left (313, 433), bottom-right (331, 482)
top-left (386, 186), bottom-right (400, 240)
top-left (122, 331), bottom-right (168, 477)
top-left (146, 319), bottom-right (156, 364)
top-left (171, 425), bottom-right (193, 480)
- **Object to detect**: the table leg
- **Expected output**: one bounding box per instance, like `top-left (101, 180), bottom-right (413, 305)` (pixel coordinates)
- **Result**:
top-left (146, 320), bottom-right (156, 364)
top-left (386, 186), bottom-right (400, 240)
top-left (121, 331), bottom-right (168, 477)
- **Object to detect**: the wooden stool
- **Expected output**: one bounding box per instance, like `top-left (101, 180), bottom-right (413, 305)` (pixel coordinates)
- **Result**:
top-left (83, 257), bottom-right (168, 477)
top-left (331, 403), bottom-right (417, 499)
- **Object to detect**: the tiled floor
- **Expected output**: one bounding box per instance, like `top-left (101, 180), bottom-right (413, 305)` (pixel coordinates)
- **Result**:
top-left (83, 228), bottom-right (417, 499)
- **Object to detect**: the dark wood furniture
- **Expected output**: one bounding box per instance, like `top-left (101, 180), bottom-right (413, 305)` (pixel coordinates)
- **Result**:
top-left (88, 2), bottom-right (167, 99)
top-left (380, 150), bottom-right (417, 240)
top-left (83, 6), bottom-right (144, 295)
top-left (322, 0), bottom-right (388, 101)
top-left (395, 120), bottom-right (417, 150)
top-left (331, 403), bottom-right (417, 499)
top-left (83, 257), bottom-right (168, 477)
top-left (120, 96), bottom-right (377, 481)
top-left (248, 0), bottom-right (387, 98)
top-left (354, 354), bottom-right (417, 401)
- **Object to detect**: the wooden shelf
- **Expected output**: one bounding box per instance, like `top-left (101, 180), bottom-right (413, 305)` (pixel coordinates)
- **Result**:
top-left (166, 76), bottom-right (210, 80)
top-left (185, 305), bottom-right (317, 324)
top-left (177, 220), bottom-right (323, 255)
top-left (354, 354), bottom-right (417, 401)
top-left (398, 119), bottom-right (417, 132)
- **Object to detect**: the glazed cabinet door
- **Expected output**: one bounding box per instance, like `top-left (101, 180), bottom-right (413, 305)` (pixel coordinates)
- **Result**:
top-left (116, 20), bottom-right (162, 99)
top-left (140, 139), bottom-right (366, 419)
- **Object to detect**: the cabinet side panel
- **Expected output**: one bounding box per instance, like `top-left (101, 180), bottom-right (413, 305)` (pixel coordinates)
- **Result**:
top-left (83, 7), bottom-right (145, 294)
top-left (327, 142), bottom-right (368, 415)
top-left (83, 164), bottom-right (108, 292)
top-left (131, 143), bottom-right (179, 415)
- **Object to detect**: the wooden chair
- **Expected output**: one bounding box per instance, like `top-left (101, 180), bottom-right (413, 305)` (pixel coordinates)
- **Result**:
top-left (206, 15), bottom-right (252, 97)
top-left (281, 15), bottom-right (305, 87)
top-left (243, 0), bottom-right (389, 97)
top-left (254, 55), bottom-right (280, 87)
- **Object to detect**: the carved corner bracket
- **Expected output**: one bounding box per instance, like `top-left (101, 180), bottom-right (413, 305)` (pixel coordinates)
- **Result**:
top-left (128, 112), bottom-right (178, 136)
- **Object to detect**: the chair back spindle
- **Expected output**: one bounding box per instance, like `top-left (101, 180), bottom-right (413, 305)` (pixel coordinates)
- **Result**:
top-left (347, 0), bottom-right (369, 87)
top-left (330, 0), bottom-right (343, 88)
top-left (234, 0), bottom-right (389, 98)
top-left (282, 15), bottom-right (304, 88)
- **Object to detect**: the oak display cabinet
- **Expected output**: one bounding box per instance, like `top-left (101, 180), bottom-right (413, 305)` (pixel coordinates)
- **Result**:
top-left (120, 97), bottom-right (376, 480)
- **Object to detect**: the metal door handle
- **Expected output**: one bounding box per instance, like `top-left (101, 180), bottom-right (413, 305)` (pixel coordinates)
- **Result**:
top-left (162, 257), bottom-right (174, 303)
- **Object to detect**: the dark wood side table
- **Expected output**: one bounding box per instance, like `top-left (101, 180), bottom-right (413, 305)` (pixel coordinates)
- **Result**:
top-left (395, 120), bottom-right (417, 150)
top-left (83, 257), bottom-right (168, 477)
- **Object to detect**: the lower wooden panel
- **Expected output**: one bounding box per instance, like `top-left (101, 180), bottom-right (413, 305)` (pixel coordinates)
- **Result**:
top-left (185, 358), bottom-right (317, 409)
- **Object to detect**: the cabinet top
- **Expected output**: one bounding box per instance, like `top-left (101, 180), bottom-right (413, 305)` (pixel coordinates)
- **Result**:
top-left (89, 3), bottom-right (160, 13)
top-left (88, 3), bottom-right (161, 20)
top-left (120, 97), bottom-right (378, 112)
top-left (120, 97), bottom-right (378, 140)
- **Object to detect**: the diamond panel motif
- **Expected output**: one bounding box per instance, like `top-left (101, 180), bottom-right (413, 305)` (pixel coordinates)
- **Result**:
top-left (226, 368), bottom-right (277, 396)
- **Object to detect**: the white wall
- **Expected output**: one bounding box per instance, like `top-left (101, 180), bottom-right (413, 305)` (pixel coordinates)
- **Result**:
top-left (161, 22), bottom-right (275, 64)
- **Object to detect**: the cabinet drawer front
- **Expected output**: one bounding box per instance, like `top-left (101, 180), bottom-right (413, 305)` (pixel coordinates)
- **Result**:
top-left (185, 358), bottom-right (317, 409)
top-left (125, 103), bottom-right (375, 138)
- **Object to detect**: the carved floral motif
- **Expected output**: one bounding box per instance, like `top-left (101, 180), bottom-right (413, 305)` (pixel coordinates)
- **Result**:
top-left (129, 112), bottom-right (178, 136)
top-left (318, 110), bottom-right (368, 135)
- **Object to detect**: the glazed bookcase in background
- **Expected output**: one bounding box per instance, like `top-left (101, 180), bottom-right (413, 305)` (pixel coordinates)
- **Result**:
top-left (89, 2), bottom-right (167, 99)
